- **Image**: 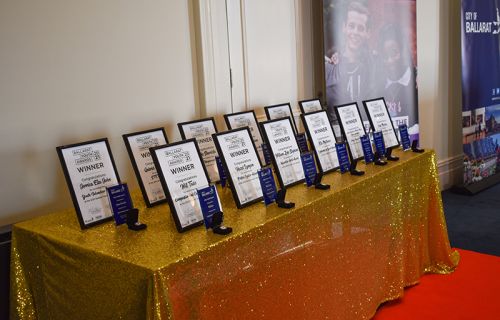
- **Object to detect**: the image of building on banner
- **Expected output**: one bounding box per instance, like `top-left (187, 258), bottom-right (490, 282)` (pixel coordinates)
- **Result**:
top-left (461, 0), bottom-right (500, 185)
top-left (322, 0), bottom-right (418, 139)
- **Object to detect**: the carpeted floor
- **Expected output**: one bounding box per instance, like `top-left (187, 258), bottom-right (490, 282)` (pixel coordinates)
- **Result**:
top-left (442, 183), bottom-right (500, 257)
top-left (373, 249), bottom-right (500, 319)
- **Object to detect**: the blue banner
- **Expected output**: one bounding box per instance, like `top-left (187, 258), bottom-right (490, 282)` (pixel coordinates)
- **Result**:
top-left (336, 143), bottom-right (350, 173)
top-left (106, 184), bottom-right (133, 225)
top-left (197, 185), bottom-right (222, 229)
top-left (360, 135), bottom-right (374, 163)
top-left (461, 0), bottom-right (500, 185)
top-left (301, 152), bottom-right (317, 186)
top-left (258, 167), bottom-right (277, 205)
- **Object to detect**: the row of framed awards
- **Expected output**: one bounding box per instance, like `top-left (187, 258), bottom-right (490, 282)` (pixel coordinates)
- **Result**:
top-left (57, 97), bottom-right (412, 232)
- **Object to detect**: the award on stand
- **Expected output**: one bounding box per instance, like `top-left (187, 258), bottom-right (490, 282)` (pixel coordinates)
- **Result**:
top-left (360, 135), bottom-right (377, 165)
top-left (261, 118), bottom-right (306, 208)
top-left (363, 98), bottom-right (400, 161)
top-left (335, 143), bottom-right (351, 174)
top-left (264, 102), bottom-right (299, 134)
top-left (178, 118), bottom-right (220, 183)
top-left (373, 132), bottom-right (387, 161)
top-left (258, 167), bottom-right (278, 205)
top-left (399, 124), bottom-right (412, 151)
top-left (224, 110), bottom-right (266, 166)
top-left (123, 128), bottom-right (168, 207)
top-left (301, 110), bottom-right (340, 188)
top-left (197, 185), bottom-right (232, 235)
top-left (334, 103), bottom-right (366, 175)
top-left (150, 139), bottom-right (210, 233)
top-left (57, 138), bottom-right (121, 229)
top-left (212, 128), bottom-right (264, 208)
top-left (299, 98), bottom-right (323, 114)
top-left (296, 133), bottom-right (309, 153)
top-left (106, 183), bottom-right (146, 231)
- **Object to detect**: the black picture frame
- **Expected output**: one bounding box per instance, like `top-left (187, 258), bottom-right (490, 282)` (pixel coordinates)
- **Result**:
top-left (122, 127), bottom-right (169, 207)
top-left (301, 110), bottom-right (340, 174)
top-left (260, 117), bottom-right (306, 189)
top-left (362, 97), bottom-right (400, 149)
top-left (56, 138), bottom-right (120, 229)
top-left (212, 127), bottom-right (264, 209)
top-left (334, 102), bottom-right (367, 162)
top-left (149, 139), bottom-right (210, 233)
top-left (223, 110), bottom-right (266, 167)
top-left (264, 102), bottom-right (299, 134)
top-left (298, 98), bottom-right (323, 114)
top-left (177, 117), bottom-right (220, 183)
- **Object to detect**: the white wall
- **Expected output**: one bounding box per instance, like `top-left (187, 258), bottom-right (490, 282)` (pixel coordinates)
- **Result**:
top-left (0, 0), bottom-right (199, 227)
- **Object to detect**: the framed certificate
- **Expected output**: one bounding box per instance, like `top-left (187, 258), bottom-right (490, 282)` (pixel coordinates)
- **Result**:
top-left (150, 139), bottom-right (209, 232)
top-left (177, 118), bottom-right (220, 183)
top-left (223, 110), bottom-right (266, 166)
top-left (334, 103), bottom-right (367, 161)
top-left (123, 128), bottom-right (168, 207)
top-left (213, 128), bottom-right (263, 208)
top-left (301, 110), bottom-right (340, 173)
top-left (264, 103), bottom-right (298, 134)
top-left (299, 98), bottom-right (322, 114)
top-left (363, 98), bottom-right (400, 149)
top-left (56, 138), bottom-right (120, 229)
top-left (260, 118), bottom-right (305, 188)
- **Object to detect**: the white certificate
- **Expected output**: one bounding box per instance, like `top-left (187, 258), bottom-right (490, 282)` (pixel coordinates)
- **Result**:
top-left (123, 128), bottom-right (168, 207)
top-left (224, 111), bottom-right (265, 166)
top-left (57, 139), bottom-right (120, 229)
top-left (363, 98), bottom-right (400, 148)
top-left (299, 99), bottom-right (322, 114)
top-left (214, 128), bottom-right (263, 208)
top-left (335, 103), bottom-right (366, 160)
top-left (178, 118), bottom-right (220, 183)
top-left (261, 118), bottom-right (305, 187)
top-left (151, 140), bottom-right (208, 231)
top-left (264, 103), bottom-right (298, 133)
top-left (302, 111), bottom-right (340, 172)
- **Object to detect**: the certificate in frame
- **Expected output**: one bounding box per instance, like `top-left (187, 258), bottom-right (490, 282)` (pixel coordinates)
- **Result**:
top-left (177, 118), bottom-right (220, 183)
top-left (213, 127), bottom-right (264, 208)
top-left (123, 128), bottom-right (169, 207)
top-left (150, 139), bottom-right (210, 233)
top-left (56, 138), bottom-right (120, 229)
top-left (363, 97), bottom-right (400, 149)
top-left (264, 102), bottom-right (299, 134)
top-left (260, 117), bottom-right (305, 189)
top-left (334, 102), bottom-right (367, 161)
top-left (223, 110), bottom-right (266, 166)
top-left (301, 110), bottom-right (340, 173)
top-left (298, 98), bottom-right (323, 114)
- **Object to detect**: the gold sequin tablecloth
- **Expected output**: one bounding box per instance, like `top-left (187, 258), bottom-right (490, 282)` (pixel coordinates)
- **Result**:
top-left (11, 150), bottom-right (459, 320)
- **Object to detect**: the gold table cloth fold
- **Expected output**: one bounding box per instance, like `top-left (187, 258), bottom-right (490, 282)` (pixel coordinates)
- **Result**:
top-left (11, 150), bottom-right (459, 320)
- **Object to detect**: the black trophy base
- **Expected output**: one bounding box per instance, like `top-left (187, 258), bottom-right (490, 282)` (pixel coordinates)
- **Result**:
top-left (211, 212), bottom-right (232, 235)
top-left (126, 209), bottom-right (147, 231)
top-left (349, 160), bottom-right (365, 176)
top-left (374, 158), bottom-right (387, 166)
top-left (411, 140), bottom-right (424, 153)
top-left (314, 173), bottom-right (330, 190)
top-left (276, 189), bottom-right (295, 209)
top-left (386, 148), bottom-right (399, 161)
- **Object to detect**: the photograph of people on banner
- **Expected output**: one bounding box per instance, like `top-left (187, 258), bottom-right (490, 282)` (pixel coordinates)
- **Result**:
top-left (323, 0), bottom-right (418, 139)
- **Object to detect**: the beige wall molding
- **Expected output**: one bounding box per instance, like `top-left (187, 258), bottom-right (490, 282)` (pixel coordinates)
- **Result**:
top-left (437, 154), bottom-right (464, 190)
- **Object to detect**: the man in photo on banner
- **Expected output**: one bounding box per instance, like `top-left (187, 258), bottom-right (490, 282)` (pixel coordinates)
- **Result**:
top-left (325, 1), bottom-right (376, 125)
top-left (377, 23), bottom-right (418, 132)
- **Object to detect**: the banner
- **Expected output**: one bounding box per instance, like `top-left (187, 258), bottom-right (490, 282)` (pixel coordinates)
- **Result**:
top-left (461, 0), bottom-right (500, 185)
top-left (323, 0), bottom-right (418, 139)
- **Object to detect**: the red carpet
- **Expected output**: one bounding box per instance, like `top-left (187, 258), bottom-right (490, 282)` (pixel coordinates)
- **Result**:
top-left (373, 249), bottom-right (500, 320)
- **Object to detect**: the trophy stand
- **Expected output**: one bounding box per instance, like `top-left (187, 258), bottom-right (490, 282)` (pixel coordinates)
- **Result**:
top-left (314, 172), bottom-right (330, 190)
top-left (349, 160), bottom-right (365, 176)
top-left (276, 189), bottom-right (295, 209)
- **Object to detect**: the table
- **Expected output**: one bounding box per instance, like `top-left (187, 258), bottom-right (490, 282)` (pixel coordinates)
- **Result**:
top-left (11, 150), bottom-right (459, 320)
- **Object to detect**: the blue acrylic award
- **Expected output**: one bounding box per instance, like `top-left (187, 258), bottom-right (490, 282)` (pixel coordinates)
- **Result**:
top-left (301, 152), bottom-right (317, 187)
top-left (215, 156), bottom-right (227, 187)
top-left (335, 143), bottom-right (351, 174)
top-left (258, 167), bottom-right (277, 205)
top-left (106, 183), bottom-right (133, 225)
top-left (197, 185), bottom-right (222, 229)
top-left (261, 143), bottom-right (272, 166)
top-left (360, 135), bottom-right (374, 164)
top-left (296, 133), bottom-right (309, 153)
top-left (399, 124), bottom-right (411, 151)
top-left (373, 132), bottom-right (386, 157)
